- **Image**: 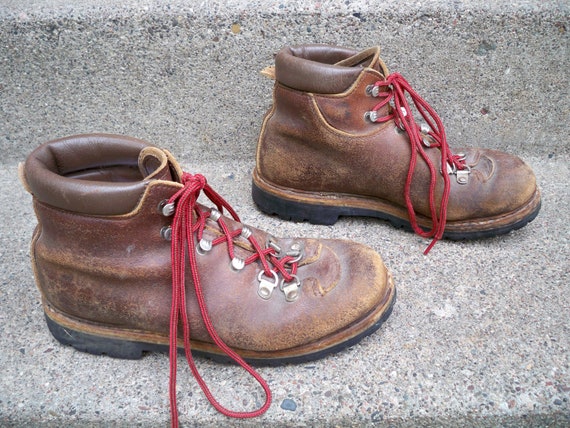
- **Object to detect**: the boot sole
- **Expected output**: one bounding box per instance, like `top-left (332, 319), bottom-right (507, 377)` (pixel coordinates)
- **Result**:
top-left (42, 271), bottom-right (395, 366)
top-left (252, 168), bottom-right (542, 240)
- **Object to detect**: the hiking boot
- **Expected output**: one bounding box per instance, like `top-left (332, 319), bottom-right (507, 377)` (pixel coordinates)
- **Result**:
top-left (253, 44), bottom-right (541, 253)
top-left (21, 133), bottom-right (395, 423)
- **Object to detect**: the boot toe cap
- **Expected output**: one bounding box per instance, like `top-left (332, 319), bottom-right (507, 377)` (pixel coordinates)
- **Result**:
top-left (220, 239), bottom-right (395, 359)
top-left (448, 148), bottom-right (539, 220)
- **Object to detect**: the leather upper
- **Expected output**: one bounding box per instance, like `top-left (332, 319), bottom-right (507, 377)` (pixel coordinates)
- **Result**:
top-left (23, 134), bottom-right (153, 215)
top-left (25, 134), bottom-right (393, 354)
top-left (257, 45), bottom-right (539, 224)
top-left (275, 45), bottom-right (389, 94)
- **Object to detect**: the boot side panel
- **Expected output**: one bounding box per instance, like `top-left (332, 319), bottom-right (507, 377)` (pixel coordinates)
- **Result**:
top-left (30, 184), bottom-right (180, 336)
top-left (256, 82), bottom-right (417, 208)
top-left (256, 80), bottom-right (538, 221)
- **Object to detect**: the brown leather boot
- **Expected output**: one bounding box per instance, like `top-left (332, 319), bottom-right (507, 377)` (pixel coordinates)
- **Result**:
top-left (253, 45), bottom-right (541, 253)
top-left (21, 134), bottom-right (395, 424)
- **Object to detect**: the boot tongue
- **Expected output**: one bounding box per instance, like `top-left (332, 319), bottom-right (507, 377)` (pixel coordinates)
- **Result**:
top-left (138, 146), bottom-right (183, 182)
top-left (334, 46), bottom-right (388, 76)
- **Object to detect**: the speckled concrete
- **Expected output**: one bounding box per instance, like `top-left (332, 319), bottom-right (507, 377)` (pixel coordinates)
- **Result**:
top-left (1, 155), bottom-right (568, 427)
top-left (0, 0), bottom-right (568, 164)
top-left (0, 1), bottom-right (569, 427)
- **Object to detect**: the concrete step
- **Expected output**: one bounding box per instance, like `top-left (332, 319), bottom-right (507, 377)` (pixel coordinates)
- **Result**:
top-left (0, 0), bottom-right (568, 164)
top-left (0, 0), bottom-right (568, 426)
top-left (1, 155), bottom-right (569, 427)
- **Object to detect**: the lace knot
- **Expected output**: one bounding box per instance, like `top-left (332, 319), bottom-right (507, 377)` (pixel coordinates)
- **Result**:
top-left (181, 172), bottom-right (207, 189)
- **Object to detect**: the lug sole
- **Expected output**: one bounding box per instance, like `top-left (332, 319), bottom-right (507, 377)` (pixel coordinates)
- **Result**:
top-left (252, 169), bottom-right (542, 241)
top-left (43, 272), bottom-right (395, 366)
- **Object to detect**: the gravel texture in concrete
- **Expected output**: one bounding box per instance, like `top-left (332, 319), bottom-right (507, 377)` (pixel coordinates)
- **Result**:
top-left (0, 0), bottom-right (568, 427)
top-left (1, 155), bottom-right (568, 427)
top-left (1, 0), bottom-right (568, 164)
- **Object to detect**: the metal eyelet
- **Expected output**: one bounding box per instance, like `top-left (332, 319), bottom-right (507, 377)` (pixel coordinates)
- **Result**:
top-left (285, 242), bottom-right (304, 264)
top-left (209, 209), bottom-right (221, 221)
top-left (419, 122), bottom-right (433, 145)
top-left (160, 226), bottom-right (172, 241)
top-left (365, 84), bottom-right (380, 97)
top-left (197, 238), bottom-right (212, 255)
top-left (281, 275), bottom-right (301, 302)
top-left (266, 236), bottom-right (283, 257)
top-left (456, 169), bottom-right (470, 185)
top-left (257, 270), bottom-right (279, 300)
top-left (456, 164), bottom-right (471, 185)
top-left (231, 257), bottom-right (245, 271)
top-left (446, 161), bottom-right (457, 175)
top-left (445, 161), bottom-right (471, 185)
top-left (364, 110), bottom-right (378, 123)
top-left (158, 200), bottom-right (175, 217)
top-left (240, 226), bottom-right (252, 240)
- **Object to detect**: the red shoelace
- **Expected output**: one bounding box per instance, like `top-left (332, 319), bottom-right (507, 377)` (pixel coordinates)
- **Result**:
top-left (166, 172), bottom-right (301, 426)
top-left (367, 72), bottom-right (467, 254)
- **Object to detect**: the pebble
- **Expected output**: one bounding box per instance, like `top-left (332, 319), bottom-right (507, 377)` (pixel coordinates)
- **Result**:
top-left (280, 398), bottom-right (297, 411)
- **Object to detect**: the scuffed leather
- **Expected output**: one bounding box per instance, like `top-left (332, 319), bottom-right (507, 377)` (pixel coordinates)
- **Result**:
top-left (25, 134), bottom-right (392, 353)
top-left (257, 45), bottom-right (538, 222)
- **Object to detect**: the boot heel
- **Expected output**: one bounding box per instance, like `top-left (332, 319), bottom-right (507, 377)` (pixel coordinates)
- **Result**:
top-left (252, 181), bottom-right (341, 225)
top-left (45, 314), bottom-right (159, 360)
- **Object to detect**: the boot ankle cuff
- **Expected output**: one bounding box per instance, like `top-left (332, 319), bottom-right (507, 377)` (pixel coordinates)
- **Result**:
top-left (275, 44), bottom-right (363, 94)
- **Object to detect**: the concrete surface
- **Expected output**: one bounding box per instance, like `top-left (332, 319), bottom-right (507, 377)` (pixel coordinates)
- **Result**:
top-left (0, 0), bottom-right (568, 427)
top-left (0, 0), bottom-right (568, 163)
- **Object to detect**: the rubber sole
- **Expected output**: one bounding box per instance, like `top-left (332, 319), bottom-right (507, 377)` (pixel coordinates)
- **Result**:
top-left (251, 169), bottom-right (542, 241)
top-left (43, 277), bottom-right (396, 366)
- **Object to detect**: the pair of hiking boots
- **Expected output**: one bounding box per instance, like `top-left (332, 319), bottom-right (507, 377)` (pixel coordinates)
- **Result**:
top-left (21, 45), bottom-right (541, 425)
